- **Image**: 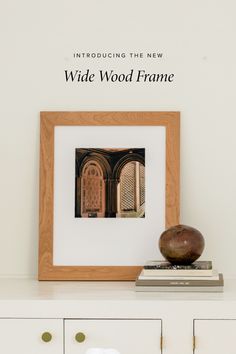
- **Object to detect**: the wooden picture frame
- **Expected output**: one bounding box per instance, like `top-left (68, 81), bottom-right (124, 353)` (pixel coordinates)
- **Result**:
top-left (39, 112), bottom-right (180, 280)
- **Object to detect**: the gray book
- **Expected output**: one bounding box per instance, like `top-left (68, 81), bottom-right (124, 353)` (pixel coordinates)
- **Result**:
top-left (135, 273), bottom-right (224, 287)
top-left (135, 286), bottom-right (224, 293)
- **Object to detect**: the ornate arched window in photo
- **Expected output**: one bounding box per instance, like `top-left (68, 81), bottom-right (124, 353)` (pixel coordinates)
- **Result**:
top-left (81, 160), bottom-right (105, 217)
top-left (117, 161), bottom-right (145, 218)
top-left (75, 148), bottom-right (145, 218)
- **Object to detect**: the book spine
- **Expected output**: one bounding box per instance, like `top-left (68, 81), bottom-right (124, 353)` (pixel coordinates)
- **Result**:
top-left (138, 272), bottom-right (218, 281)
top-left (142, 270), bottom-right (214, 277)
top-left (136, 280), bottom-right (223, 286)
top-left (135, 286), bottom-right (224, 292)
top-left (136, 274), bottom-right (223, 287)
top-left (144, 260), bottom-right (212, 270)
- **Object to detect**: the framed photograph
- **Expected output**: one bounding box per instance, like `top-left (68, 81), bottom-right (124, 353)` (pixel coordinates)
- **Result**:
top-left (39, 112), bottom-right (180, 280)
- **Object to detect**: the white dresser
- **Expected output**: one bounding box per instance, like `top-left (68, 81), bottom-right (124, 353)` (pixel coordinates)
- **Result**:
top-left (0, 279), bottom-right (235, 354)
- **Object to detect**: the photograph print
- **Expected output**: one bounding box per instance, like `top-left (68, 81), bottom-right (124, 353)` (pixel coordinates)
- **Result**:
top-left (75, 148), bottom-right (145, 218)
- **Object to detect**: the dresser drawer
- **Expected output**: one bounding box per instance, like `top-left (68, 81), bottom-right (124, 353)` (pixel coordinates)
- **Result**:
top-left (65, 319), bottom-right (162, 354)
top-left (194, 319), bottom-right (236, 354)
top-left (0, 319), bottom-right (63, 354)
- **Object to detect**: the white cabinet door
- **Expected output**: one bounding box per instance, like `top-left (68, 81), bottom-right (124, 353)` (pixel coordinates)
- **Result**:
top-left (194, 319), bottom-right (236, 354)
top-left (0, 319), bottom-right (63, 354)
top-left (65, 319), bottom-right (161, 354)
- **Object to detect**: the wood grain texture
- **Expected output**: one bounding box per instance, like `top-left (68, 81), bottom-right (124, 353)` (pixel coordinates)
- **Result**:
top-left (39, 111), bottom-right (180, 280)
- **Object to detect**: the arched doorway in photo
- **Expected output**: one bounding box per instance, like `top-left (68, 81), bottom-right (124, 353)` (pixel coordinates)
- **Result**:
top-left (75, 148), bottom-right (145, 218)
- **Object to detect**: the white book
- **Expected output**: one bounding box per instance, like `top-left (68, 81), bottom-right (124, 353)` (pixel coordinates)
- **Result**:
top-left (138, 269), bottom-right (219, 281)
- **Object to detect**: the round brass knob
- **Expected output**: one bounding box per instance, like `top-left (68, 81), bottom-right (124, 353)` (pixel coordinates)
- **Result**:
top-left (41, 332), bottom-right (52, 343)
top-left (75, 332), bottom-right (86, 343)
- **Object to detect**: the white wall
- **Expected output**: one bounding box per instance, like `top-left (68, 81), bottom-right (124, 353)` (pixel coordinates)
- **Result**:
top-left (0, 0), bottom-right (236, 277)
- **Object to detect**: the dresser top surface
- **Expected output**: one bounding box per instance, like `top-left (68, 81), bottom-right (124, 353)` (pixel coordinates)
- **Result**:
top-left (0, 278), bottom-right (235, 302)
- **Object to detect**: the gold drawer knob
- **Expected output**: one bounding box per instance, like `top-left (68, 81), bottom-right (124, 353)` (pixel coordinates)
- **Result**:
top-left (41, 332), bottom-right (52, 343)
top-left (75, 332), bottom-right (86, 343)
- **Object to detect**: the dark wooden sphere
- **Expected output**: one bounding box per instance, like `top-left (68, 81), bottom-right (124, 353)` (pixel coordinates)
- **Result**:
top-left (159, 224), bottom-right (205, 265)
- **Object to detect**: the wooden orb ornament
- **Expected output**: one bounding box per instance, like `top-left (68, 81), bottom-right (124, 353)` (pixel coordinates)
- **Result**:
top-left (158, 224), bottom-right (205, 265)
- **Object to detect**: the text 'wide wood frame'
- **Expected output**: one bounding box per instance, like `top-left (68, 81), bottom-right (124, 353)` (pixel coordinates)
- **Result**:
top-left (39, 112), bottom-right (180, 280)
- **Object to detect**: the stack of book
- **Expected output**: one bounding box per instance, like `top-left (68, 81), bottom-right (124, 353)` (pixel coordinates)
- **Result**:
top-left (135, 260), bottom-right (224, 292)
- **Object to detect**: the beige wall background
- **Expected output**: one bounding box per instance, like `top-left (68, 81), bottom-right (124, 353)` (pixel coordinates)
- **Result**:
top-left (0, 0), bottom-right (235, 277)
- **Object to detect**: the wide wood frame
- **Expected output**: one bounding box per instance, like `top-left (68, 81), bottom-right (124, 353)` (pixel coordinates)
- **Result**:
top-left (39, 112), bottom-right (180, 280)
